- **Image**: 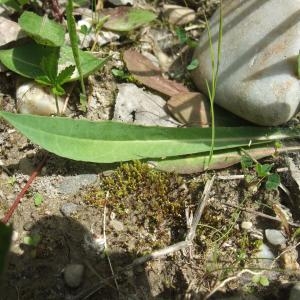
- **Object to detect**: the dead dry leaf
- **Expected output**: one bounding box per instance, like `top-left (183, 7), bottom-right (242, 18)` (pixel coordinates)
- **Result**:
top-left (123, 49), bottom-right (189, 97)
top-left (163, 4), bottom-right (196, 26)
top-left (167, 92), bottom-right (210, 127)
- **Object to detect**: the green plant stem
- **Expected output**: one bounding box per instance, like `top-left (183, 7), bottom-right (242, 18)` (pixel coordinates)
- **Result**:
top-left (66, 0), bottom-right (87, 110)
top-left (205, 1), bottom-right (223, 164)
top-left (54, 94), bottom-right (60, 115)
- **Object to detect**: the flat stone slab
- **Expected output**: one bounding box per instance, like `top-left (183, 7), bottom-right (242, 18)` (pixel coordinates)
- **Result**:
top-left (192, 0), bottom-right (300, 126)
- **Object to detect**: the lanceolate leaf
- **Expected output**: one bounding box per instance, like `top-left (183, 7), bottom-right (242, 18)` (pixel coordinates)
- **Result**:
top-left (0, 111), bottom-right (299, 163)
top-left (0, 42), bottom-right (108, 82)
top-left (18, 11), bottom-right (65, 47)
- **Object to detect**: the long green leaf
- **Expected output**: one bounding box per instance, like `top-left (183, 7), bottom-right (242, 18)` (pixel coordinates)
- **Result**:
top-left (0, 42), bottom-right (108, 81)
top-left (0, 111), bottom-right (299, 163)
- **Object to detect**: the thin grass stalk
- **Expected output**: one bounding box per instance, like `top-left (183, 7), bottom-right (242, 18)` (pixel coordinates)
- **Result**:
top-left (205, 1), bottom-right (223, 164)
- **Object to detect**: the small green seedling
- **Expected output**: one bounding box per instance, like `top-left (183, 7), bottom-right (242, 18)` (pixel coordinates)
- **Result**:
top-left (252, 274), bottom-right (269, 287)
top-left (6, 175), bottom-right (16, 186)
top-left (23, 234), bottom-right (41, 247)
top-left (112, 68), bottom-right (134, 81)
top-left (292, 227), bottom-right (300, 240)
top-left (33, 192), bottom-right (43, 207)
top-left (241, 151), bottom-right (280, 191)
top-left (175, 27), bottom-right (197, 48)
top-left (186, 58), bottom-right (199, 71)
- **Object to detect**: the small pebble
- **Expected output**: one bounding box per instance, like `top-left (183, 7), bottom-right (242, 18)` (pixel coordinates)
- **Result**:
top-left (241, 221), bottom-right (253, 230)
top-left (11, 230), bottom-right (19, 242)
top-left (109, 219), bottom-right (124, 232)
top-left (57, 174), bottom-right (97, 195)
top-left (16, 81), bottom-right (67, 116)
top-left (265, 229), bottom-right (287, 246)
top-left (64, 264), bottom-right (84, 288)
top-left (23, 221), bottom-right (33, 231)
top-left (60, 203), bottom-right (79, 217)
top-left (256, 243), bottom-right (274, 269)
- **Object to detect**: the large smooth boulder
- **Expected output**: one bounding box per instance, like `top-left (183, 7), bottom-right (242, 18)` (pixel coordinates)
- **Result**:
top-left (192, 0), bottom-right (300, 126)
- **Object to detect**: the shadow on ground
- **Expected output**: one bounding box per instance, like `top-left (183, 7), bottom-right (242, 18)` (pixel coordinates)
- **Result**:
top-left (0, 216), bottom-right (152, 300)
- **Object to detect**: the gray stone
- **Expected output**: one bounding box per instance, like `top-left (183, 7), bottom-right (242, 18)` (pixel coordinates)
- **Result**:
top-left (289, 282), bottom-right (300, 300)
top-left (265, 229), bottom-right (287, 246)
top-left (192, 0), bottom-right (300, 126)
top-left (255, 243), bottom-right (274, 269)
top-left (57, 174), bottom-right (97, 195)
top-left (60, 203), bottom-right (79, 217)
top-left (113, 83), bottom-right (180, 127)
top-left (64, 264), bottom-right (84, 288)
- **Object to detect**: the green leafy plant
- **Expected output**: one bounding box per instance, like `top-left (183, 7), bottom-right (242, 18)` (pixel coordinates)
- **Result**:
top-left (33, 192), bottom-right (43, 207)
top-left (6, 175), bottom-right (16, 186)
top-left (241, 150), bottom-right (280, 190)
top-left (0, 6), bottom-right (108, 113)
top-left (23, 234), bottom-right (41, 247)
top-left (186, 58), bottom-right (199, 71)
top-left (175, 27), bottom-right (197, 48)
top-left (0, 42), bottom-right (106, 82)
top-left (111, 68), bottom-right (134, 81)
top-left (252, 274), bottom-right (269, 287)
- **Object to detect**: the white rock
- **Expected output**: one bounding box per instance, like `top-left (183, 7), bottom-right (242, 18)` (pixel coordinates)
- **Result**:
top-left (265, 229), bottom-right (286, 246)
top-left (16, 82), bottom-right (68, 115)
top-left (108, 0), bottom-right (133, 5)
top-left (64, 264), bottom-right (84, 288)
top-left (11, 230), bottom-right (19, 242)
top-left (113, 83), bottom-right (179, 127)
top-left (0, 16), bottom-right (24, 47)
top-left (192, 0), bottom-right (300, 126)
top-left (241, 221), bottom-right (253, 230)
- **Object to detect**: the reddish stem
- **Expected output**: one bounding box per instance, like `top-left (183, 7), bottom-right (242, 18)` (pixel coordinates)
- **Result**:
top-left (1, 154), bottom-right (48, 224)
